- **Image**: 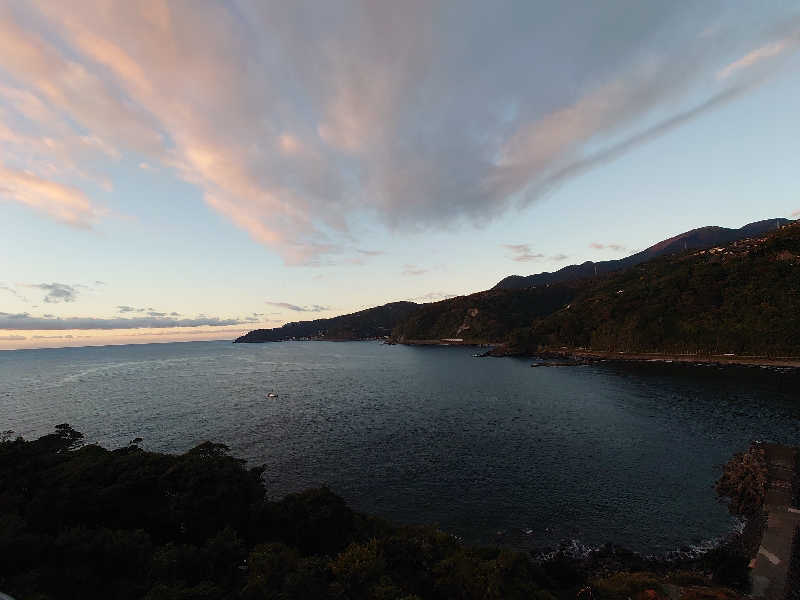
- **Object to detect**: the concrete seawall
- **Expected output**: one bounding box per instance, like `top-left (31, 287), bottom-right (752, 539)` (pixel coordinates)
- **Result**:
top-left (750, 444), bottom-right (799, 599)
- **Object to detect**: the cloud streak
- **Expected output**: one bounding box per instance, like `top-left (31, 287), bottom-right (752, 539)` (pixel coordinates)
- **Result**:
top-left (504, 244), bottom-right (545, 262)
top-left (0, 312), bottom-right (245, 330)
top-left (265, 302), bottom-right (329, 313)
top-left (117, 305), bottom-right (144, 313)
top-left (717, 37), bottom-right (798, 79)
top-left (0, 165), bottom-right (105, 227)
top-left (503, 244), bottom-right (570, 263)
top-left (0, 284), bottom-right (28, 302)
top-left (29, 282), bottom-right (79, 303)
top-left (589, 242), bottom-right (627, 252)
top-left (402, 265), bottom-right (427, 276)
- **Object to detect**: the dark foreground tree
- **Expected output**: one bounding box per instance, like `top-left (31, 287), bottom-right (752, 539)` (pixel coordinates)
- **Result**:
top-left (0, 426), bottom-right (751, 599)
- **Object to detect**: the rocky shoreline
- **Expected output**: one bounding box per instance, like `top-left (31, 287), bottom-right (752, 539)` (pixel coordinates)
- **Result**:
top-left (481, 346), bottom-right (800, 369)
top-left (1, 426), bottom-right (778, 599)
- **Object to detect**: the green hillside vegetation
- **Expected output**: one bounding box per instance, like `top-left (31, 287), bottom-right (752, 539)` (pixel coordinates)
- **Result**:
top-left (392, 286), bottom-right (578, 343)
top-left (235, 302), bottom-right (419, 343)
top-left (493, 218), bottom-right (790, 291)
top-left (232, 220), bottom-right (800, 356)
top-left (0, 426), bottom-right (750, 600)
top-left (390, 223), bottom-right (800, 357)
top-left (233, 220), bottom-right (799, 356)
top-left (513, 222), bottom-right (800, 355)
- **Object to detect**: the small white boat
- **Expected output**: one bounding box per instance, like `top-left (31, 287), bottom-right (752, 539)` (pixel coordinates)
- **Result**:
top-left (266, 392), bottom-right (278, 398)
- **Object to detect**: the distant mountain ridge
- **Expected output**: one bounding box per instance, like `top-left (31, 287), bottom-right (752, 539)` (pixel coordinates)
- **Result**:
top-left (493, 218), bottom-right (791, 290)
top-left (505, 220), bottom-right (800, 356)
top-left (234, 217), bottom-right (798, 352)
top-left (234, 301), bottom-right (419, 343)
top-left (393, 221), bottom-right (800, 356)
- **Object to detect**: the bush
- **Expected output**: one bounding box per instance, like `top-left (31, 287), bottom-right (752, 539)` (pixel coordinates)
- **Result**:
top-left (715, 444), bottom-right (767, 517)
top-left (0, 426), bottom-right (759, 600)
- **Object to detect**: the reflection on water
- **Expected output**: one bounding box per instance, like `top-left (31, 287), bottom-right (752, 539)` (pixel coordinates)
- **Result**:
top-left (2, 340), bottom-right (799, 553)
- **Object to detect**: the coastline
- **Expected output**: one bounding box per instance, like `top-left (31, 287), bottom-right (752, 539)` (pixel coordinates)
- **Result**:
top-left (2, 426), bottom-right (781, 599)
top-left (538, 349), bottom-right (800, 369)
top-left (395, 340), bottom-right (800, 369)
top-left (391, 338), bottom-right (498, 347)
top-left (234, 336), bottom-right (800, 370)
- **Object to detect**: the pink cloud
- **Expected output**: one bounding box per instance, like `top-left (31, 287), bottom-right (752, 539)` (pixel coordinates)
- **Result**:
top-left (590, 242), bottom-right (626, 252)
top-left (0, 2), bottom-right (795, 264)
top-left (402, 264), bottom-right (427, 276)
top-left (0, 165), bottom-right (104, 227)
top-left (717, 38), bottom-right (796, 80)
top-left (503, 244), bottom-right (545, 262)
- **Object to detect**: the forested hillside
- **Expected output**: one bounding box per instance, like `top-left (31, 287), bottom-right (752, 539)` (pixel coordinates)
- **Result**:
top-left (494, 218), bottom-right (790, 290)
top-left (235, 301), bottom-right (418, 343)
top-left (234, 220), bottom-right (800, 358)
top-left (392, 223), bottom-right (800, 357)
top-left (391, 285), bottom-right (579, 343)
top-left (0, 426), bottom-right (752, 599)
top-left (512, 222), bottom-right (800, 355)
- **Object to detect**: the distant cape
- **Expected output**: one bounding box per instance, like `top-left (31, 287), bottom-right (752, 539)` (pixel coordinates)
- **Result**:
top-left (234, 301), bottom-right (419, 343)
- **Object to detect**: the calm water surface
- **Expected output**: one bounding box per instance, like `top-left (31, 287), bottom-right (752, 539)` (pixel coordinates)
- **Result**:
top-left (2, 340), bottom-right (799, 553)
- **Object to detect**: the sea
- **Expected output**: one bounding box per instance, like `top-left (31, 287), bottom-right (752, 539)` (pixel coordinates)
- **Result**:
top-left (2, 340), bottom-right (799, 555)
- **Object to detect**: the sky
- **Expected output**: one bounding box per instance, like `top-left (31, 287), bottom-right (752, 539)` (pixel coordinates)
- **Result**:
top-left (1, 0), bottom-right (799, 350)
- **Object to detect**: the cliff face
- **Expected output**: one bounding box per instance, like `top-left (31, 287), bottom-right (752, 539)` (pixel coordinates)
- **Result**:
top-left (493, 218), bottom-right (791, 291)
top-left (234, 301), bottom-right (419, 343)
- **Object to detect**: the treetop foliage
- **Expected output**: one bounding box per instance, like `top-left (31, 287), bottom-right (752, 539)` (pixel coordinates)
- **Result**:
top-left (0, 427), bottom-right (754, 599)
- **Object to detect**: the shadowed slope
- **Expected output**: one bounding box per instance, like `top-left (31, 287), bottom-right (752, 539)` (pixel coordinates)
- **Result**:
top-left (494, 219), bottom-right (791, 291)
top-left (234, 301), bottom-right (419, 343)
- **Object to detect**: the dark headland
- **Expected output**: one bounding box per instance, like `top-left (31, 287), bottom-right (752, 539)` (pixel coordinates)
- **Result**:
top-left (234, 301), bottom-right (419, 343)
